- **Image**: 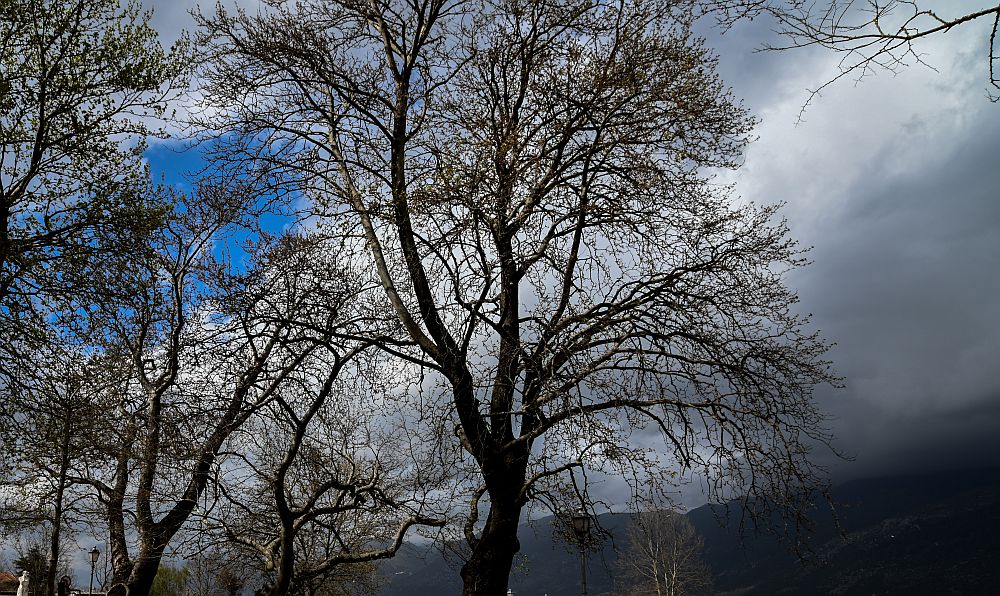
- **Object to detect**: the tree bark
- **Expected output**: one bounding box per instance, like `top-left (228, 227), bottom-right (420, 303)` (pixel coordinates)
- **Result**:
top-left (459, 431), bottom-right (531, 596)
top-left (460, 499), bottom-right (523, 596)
top-left (126, 551), bottom-right (165, 596)
top-left (268, 527), bottom-right (296, 596)
top-left (107, 430), bottom-right (134, 587)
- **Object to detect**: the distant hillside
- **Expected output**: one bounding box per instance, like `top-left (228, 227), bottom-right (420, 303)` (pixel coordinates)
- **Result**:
top-left (378, 468), bottom-right (1000, 595)
top-left (717, 470), bottom-right (1000, 595)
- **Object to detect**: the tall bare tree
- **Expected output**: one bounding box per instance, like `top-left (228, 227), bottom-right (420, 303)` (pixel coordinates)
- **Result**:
top-left (206, 235), bottom-right (446, 596)
top-left (196, 0), bottom-right (838, 593)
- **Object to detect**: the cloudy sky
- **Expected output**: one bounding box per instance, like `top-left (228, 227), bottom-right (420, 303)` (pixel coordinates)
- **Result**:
top-left (144, 0), bottom-right (1000, 489)
top-left (706, 12), bottom-right (1000, 482)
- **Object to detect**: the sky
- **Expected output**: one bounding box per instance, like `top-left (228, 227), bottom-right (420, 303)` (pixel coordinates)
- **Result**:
top-left (705, 13), bottom-right (1000, 483)
top-left (142, 0), bottom-right (1000, 494)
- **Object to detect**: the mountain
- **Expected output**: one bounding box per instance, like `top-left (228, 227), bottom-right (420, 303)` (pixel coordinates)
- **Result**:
top-left (713, 469), bottom-right (1000, 595)
top-left (378, 468), bottom-right (1000, 595)
top-left (377, 515), bottom-right (627, 596)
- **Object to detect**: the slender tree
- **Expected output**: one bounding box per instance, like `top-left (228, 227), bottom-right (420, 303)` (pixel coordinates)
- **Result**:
top-left (617, 510), bottom-right (713, 596)
top-left (207, 235), bottom-right (446, 596)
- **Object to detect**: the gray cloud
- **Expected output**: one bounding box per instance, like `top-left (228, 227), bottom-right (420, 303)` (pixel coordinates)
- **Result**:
top-left (709, 14), bottom-right (1000, 482)
top-left (145, 0), bottom-right (199, 44)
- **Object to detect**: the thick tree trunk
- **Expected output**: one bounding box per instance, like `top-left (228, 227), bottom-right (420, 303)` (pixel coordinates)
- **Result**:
top-left (107, 471), bottom-right (134, 586)
top-left (125, 492), bottom-right (210, 596)
top-left (459, 445), bottom-right (531, 596)
top-left (460, 499), bottom-right (523, 596)
top-left (125, 553), bottom-right (163, 596)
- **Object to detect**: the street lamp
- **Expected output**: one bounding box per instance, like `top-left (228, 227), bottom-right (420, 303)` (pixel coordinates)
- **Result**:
top-left (570, 508), bottom-right (591, 596)
top-left (89, 547), bottom-right (100, 596)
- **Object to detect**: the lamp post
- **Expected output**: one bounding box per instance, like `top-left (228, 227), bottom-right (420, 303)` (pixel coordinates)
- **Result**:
top-left (570, 508), bottom-right (591, 596)
top-left (89, 547), bottom-right (100, 596)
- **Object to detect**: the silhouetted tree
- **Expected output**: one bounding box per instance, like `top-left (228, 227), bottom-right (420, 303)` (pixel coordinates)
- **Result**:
top-left (206, 236), bottom-right (445, 596)
top-left (73, 182), bottom-right (353, 596)
top-left (1, 351), bottom-right (105, 596)
top-left (196, 0), bottom-right (838, 594)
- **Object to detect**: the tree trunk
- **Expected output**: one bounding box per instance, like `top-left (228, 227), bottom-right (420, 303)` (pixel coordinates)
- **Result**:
top-left (268, 527), bottom-right (296, 596)
top-left (460, 486), bottom-right (524, 596)
top-left (454, 415), bottom-right (528, 594)
top-left (126, 549), bottom-right (166, 596)
top-left (46, 408), bottom-right (73, 596)
top-left (107, 469), bottom-right (134, 586)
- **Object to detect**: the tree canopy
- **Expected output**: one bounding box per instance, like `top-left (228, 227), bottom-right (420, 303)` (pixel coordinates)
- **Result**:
top-left (0, 0), bottom-right (181, 386)
top-left (195, 0), bottom-right (837, 593)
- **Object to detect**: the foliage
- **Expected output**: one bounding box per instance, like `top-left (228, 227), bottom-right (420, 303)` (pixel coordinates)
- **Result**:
top-left (8, 1), bottom-right (993, 595)
top-left (0, 349), bottom-right (108, 596)
top-left (12, 545), bottom-right (46, 596)
top-left (0, 0), bottom-right (181, 387)
top-left (149, 564), bottom-right (190, 596)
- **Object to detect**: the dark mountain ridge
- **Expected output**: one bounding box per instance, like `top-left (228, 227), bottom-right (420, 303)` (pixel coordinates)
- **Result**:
top-left (379, 468), bottom-right (1000, 595)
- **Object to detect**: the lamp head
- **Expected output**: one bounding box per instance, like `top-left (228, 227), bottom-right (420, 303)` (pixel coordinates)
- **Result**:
top-left (571, 508), bottom-right (591, 538)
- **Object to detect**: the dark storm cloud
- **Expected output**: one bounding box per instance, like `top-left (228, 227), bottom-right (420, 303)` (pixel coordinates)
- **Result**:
top-left (705, 15), bottom-right (1000, 481)
top-left (795, 112), bottom-right (1000, 479)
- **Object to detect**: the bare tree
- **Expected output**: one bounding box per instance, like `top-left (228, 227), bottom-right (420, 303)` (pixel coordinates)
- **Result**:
top-left (617, 509), bottom-right (713, 596)
top-left (216, 388), bottom-right (446, 596)
top-left (196, 0), bottom-right (838, 594)
top-left (62, 180), bottom-right (359, 595)
top-left (206, 236), bottom-right (446, 596)
top-left (183, 550), bottom-right (230, 596)
top-left (3, 176), bottom-right (439, 595)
